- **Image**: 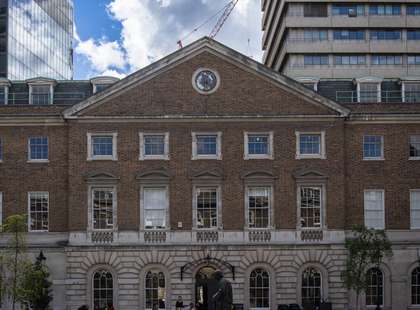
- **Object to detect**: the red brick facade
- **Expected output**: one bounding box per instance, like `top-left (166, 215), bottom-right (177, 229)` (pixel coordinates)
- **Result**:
top-left (0, 38), bottom-right (418, 310)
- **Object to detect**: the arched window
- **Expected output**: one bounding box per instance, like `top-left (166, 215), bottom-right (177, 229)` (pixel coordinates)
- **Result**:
top-left (301, 267), bottom-right (322, 308)
top-left (93, 270), bottom-right (113, 310)
top-left (145, 270), bottom-right (166, 310)
top-left (412, 267), bottom-right (420, 305)
top-left (366, 267), bottom-right (383, 306)
top-left (249, 268), bottom-right (270, 310)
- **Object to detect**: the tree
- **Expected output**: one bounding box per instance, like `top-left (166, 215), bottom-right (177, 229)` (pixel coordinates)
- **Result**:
top-left (0, 214), bottom-right (29, 310)
top-left (342, 225), bottom-right (393, 310)
top-left (19, 251), bottom-right (53, 310)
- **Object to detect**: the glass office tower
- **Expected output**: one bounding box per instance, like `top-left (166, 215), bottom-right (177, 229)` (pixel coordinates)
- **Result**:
top-left (0, 0), bottom-right (73, 80)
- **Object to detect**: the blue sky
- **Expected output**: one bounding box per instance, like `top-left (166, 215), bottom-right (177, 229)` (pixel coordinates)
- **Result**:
top-left (73, 0), bottom-right (263, 80)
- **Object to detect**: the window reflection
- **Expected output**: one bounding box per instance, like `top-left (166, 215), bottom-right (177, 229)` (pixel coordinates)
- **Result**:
top-left (5, 0), bottom-right (73, 80)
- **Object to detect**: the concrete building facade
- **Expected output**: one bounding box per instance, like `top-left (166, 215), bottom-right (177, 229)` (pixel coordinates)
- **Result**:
top-left (261, 0), bottom-right (420, 104)
top-left (1, 38), bottom-right (420, 310)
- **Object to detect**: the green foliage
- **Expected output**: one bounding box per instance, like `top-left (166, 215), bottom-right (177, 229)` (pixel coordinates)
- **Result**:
top-left (0, 215), bottom-right (53, 310)
top-left (0, 214), bottom-right (29, 310)
top-left (18, 252), bottom-right (53, 310)
top-left (342, 225), bottom-right (393, 309)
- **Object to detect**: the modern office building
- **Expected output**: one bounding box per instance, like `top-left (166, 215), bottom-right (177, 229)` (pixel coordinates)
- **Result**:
top-left (1, 37), bottom-right (420, 310)
top-left (0, 0), bottom-right (74, 80)
top-left (261, 1), bottom-right (420, 104)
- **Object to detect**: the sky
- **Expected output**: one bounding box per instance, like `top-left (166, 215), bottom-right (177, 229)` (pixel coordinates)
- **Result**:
top-left (73, 0), bottom-right (263, 80)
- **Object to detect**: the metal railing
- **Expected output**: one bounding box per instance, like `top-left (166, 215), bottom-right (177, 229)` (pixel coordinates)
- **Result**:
top-left (5, 92), bottom-right (86, 105)
top-left (336, 90), bottom-right (420, 103)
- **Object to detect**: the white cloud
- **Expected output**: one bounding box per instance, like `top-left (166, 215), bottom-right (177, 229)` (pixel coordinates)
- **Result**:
top-left (74, 0), bottom-right (263, 78)
top-left (107, 0), bottom-right (163, 71)
top-left (156, 0), bottom-right (171, 7)
top-left (101, 69), bottom-right (126, 79)
top-left (75, 38), bottom-right (126, 72)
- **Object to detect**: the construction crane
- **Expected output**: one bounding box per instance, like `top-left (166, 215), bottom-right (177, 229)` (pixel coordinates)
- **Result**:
top-left (209, 0), bottom-right (239, 39)
top-left (177, 0), bottom-right (239, 49)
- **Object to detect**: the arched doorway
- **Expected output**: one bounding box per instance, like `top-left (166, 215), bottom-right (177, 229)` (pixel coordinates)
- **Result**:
top-left (195, 266), bottom-right (217, 310)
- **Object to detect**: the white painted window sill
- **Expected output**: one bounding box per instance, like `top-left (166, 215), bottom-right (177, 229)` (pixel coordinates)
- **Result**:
top-left (27, 160), bottom-right (49, 163)
top-left (296, 155), bottom-right (325, 160)
top-left (192, 156), bottom-right (221, 160)
top-left (140, 155), bottom-right (170, 161)
top-left (244, 154), bottom-right (273, 160)
top-left (87, 157), bottom-right (117, 161)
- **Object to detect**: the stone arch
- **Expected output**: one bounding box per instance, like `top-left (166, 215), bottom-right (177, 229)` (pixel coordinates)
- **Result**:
top-left (134, 249), bottom-right (177, 275)
top-left (238, 249), bottom-right (282, 275)
top-left (185, 250), bottom-right (234, 281)
top-left (290, 249), bottom-right (335, 273)
top-left (82, 250), bottom-right (122, 273)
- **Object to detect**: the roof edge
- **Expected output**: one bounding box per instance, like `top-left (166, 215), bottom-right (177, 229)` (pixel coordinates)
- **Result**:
top-left (63, 37), bottom-right (350, 118)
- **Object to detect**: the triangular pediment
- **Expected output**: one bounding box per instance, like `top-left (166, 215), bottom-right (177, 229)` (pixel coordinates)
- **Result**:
top-left (136, 168), bottom-right (171, 181)
top-left (241, 170), bottom-right (277, 180)
top-left (293, 168), bottom-right (328, 180)
top-left (84, 171), bottom-right (119, 183)
top-left (190, 169), bottom-right (223, 180)
top-left (63, 38), bottom-right (349, 119)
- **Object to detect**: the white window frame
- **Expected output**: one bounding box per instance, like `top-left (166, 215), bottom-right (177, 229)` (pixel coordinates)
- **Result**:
top-left (29, 84), bottom-right (54, 105)
top-left (140, 185), bottom-right (170, 230)
top-left (301, 267), bottom-right (323, 307)
top-left (192, 185), bottom-right (222, 230)
top-left (409, 135), bottom-right (420, 160)
top-left (249, 268), bottom-right (271, 310)
top-left (245, 186), bottom-right (273, 229)
top-left (90, 76), bottom-right (119, 94)
top-left (0, 85), bottom-right (8, 105)
top-left (87, 132), bottom-right (118, 161)
top-left (244, 131), bottom-right (274, 160)
top-left (144, 269), bottom-right (166, 310)
top-left (365, 267), bottom-right (384, 306)
top-left (0, 137), bottom-right (3, 163)
top-left (364, 189), bottom-right (385, 229)
top-left (295, 131), bottom-right (326, 159)
top-left (27, 136), bottom-right (49, 163)
top-left (92, 269), bottom-right (115, 310)
top-left (27, 191), bottom-right (49, 232)
top-left (89, 186), bottom-right (117, 231)
top-left (363, 135), bottom-right (384, 160)
top-left (410, 190), bottom-right (420, 229)
top-left (356, 78), bottom-right (382, 103)
top-left (402, 81), bottom-right (420, 103)
top-left (296, 77), bottom-right (320, 92)
top-left (297, 185), bottom-right (325, 229)
top-left (139, 132), bottom-right (170, 160)
top-left (0, 192), bottom-right (2, 226)
top-left (191, 132), bottom-right (222, 160)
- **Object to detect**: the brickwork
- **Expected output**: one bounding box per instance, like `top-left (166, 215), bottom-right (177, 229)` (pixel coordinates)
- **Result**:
top-left (0, 39), bottom-right (419, 309)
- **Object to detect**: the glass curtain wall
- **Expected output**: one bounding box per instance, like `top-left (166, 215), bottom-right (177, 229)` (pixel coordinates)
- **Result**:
top-left (6, 0), bottom-right (73, 80)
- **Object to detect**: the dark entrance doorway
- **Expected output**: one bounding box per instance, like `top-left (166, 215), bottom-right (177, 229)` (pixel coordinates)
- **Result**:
top-left (195, 266), bottom-right (218, 310)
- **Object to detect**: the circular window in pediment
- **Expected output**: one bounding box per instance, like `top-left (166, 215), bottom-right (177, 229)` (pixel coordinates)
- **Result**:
top-left (192, 68), bottom-right (220, 95)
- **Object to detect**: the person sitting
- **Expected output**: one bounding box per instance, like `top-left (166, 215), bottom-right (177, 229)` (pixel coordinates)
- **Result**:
top-left (176, 296), bottom-right (184, 310)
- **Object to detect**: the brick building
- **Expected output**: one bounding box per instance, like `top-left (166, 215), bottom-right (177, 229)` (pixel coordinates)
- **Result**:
top-left (0, 38), bottom-right (419, 309)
